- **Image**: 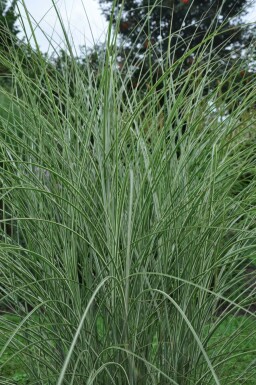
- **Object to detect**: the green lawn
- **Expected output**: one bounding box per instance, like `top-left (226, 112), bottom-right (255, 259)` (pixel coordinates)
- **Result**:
top-left (209, 316), bottom-right (256, 385)
top-left (0, 315), bottom-right (29, 384)
top-left (1, 314), bottom-right (256, 385)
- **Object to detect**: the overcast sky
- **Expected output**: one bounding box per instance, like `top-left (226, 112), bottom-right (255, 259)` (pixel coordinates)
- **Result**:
top-left (16, 0), bottom-right (256, 55)
top-left (17, 0), bottom-right (108, 54)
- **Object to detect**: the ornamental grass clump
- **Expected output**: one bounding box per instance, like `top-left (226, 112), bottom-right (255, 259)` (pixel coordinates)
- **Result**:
top-left (0, 1), bottom-right (256, 384)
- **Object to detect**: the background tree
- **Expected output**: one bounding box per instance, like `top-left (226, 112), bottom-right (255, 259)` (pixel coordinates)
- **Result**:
top-left (0, 0), bottom-right (19, 239)
top-left (0, 0), bottom-right (19, 44)
top-left (99, 0), bottom-right (254, 86)
top-left (0, 0), bottom-right (19, 84)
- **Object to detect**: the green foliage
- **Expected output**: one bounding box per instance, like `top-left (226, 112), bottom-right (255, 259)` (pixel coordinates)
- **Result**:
top-left (0, 0), bottom-right (19, 87)
top-left (1, 315), bottom-right (256, 384)
top-left (0, 315), bottom-right (29, 384)
top-left (209, 316), bottom-right (256, 384)
top-left (99, 0), bottom-right (253, 63)
top-left (0, 4), bottom-right (256, 385)
top-left (0, 0), bottom-right (19, 41)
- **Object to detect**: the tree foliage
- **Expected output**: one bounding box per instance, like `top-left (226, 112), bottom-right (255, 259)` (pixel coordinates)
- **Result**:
top-left (0, 0), bottom-right (19, 84)
top-left (99, 0), bottom-right (253, 76)
top-left (0, 0), bottom-right (19, 47)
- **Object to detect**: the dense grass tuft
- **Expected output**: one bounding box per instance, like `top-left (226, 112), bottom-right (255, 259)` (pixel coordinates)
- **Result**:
top-left (1, 2), bottom-right (256, 384)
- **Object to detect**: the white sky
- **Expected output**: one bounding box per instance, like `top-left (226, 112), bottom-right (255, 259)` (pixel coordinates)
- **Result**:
top-left (17, 0), bottom-right (108, 55)
top-left (15, 0), bottom-right (256, 55)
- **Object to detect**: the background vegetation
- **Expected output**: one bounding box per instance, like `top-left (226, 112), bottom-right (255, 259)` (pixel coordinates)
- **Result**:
top-left (99, 0), bottom-right (255, 86)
